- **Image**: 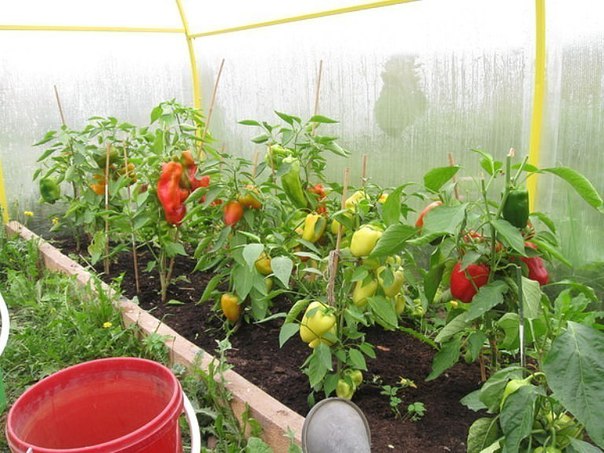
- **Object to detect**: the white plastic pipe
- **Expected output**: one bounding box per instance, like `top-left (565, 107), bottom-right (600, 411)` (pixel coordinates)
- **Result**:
top-left (0, 291), bottom-right (10, 357)
top-left (183, 391), bottom-right (201, 453)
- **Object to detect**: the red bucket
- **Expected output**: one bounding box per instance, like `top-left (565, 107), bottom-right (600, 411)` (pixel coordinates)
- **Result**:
top-left (6, 357), bottom-right (184, 453)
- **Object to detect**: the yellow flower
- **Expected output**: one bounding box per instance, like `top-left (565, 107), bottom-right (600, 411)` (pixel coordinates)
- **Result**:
top-left (103, 322), bottom-right (113, 329)
top-left (52, 217), bottom-right (59, 225)
top-left (24, 211), bottom-right (34, 217)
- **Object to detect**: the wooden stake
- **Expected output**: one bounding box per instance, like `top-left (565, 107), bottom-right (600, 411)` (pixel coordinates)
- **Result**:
top-left (53, 85), bottom-right (67, 127)
top-left (448, 152), bottom-right (461, 201)
top-left (199, 58), bottom-right (226, 159)
top-left (123, 146), bottom-right (140, 294)
top-left (361, 154), bottom-right (368, 187)
top-left (53, 85), bottom-right (81, 250)
top-left (103, 144), bottom-right (111, 276)
top-left (313, 60), bottom-right (324, 116)
top-left (327, 168), bottom-right (349, 307)
top-left (251, 150), bottom-right (260, 180)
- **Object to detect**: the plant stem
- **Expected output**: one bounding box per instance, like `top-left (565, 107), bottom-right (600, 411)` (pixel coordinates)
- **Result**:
top-left (163, 228), bottom-right (180, 303)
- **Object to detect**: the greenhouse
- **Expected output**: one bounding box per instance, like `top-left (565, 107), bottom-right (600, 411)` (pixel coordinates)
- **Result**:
top-left (1, 0), bottom-right (603, 451)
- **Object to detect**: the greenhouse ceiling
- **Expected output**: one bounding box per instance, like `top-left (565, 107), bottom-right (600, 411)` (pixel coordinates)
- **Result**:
top-left (1, 0), bottom-right (603, 264)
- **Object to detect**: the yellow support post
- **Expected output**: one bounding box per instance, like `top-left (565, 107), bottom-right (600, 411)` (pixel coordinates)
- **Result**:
top-left (527, 0), bottom-right (546, 210)
top-left (189, 0), bottom-right (418, 38)
top-left (0, 157), bottom-right (9, 223)
top-left (175, 0), bottom-right (202, 110)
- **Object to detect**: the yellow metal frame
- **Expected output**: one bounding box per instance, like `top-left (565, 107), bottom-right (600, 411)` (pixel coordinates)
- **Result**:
top-left (189, 0), bottom-right (419, 38)
top-left (0, 25), bottom-right (183, 33)
top-left (0, 157), bottom-right (8, 223)
top-left (175, 0), bottom-right (202, 110)
top-left (528, 0), bottom-right (546, 210)
top-left (0, 0), bottom-right (548, 222)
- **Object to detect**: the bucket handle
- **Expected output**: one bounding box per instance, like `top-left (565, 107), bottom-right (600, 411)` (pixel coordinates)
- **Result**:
top-left (0, 291), bottom-right (10, 358)
top-left (183, 391), bottom-right (200, 453)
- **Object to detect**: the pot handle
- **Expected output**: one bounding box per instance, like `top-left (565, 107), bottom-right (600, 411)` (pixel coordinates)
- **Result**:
top-left (183, 391), bottom-right (201, 453)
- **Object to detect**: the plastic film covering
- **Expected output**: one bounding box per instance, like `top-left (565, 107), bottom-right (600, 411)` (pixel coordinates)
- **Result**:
top-left (183, 0), bottom-right (410, 36)
top-left (538, 0), bottom-right (604, 265)
top-left (1, 0), bottom-right (181, 29)
top-left (196, 0), bottom-right (534, 189)
top-left (0, 32), bottom-right (190, 218)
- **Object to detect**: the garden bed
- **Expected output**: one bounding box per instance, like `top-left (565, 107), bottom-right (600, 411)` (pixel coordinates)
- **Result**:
top-left (10, 222), bottom-right (484, 452)
top-left (6, 221), bottom-right (304, 452)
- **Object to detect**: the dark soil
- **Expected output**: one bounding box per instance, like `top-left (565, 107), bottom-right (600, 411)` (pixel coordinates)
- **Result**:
top-left (56, 239), bottom-right (483, 452)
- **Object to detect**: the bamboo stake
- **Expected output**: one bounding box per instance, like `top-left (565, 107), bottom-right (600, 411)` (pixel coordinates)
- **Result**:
top-left (327, 167), bottom-right (350, 307)
top-left (313, 60), bottom-right (324, 116)
top-left (361, 154), bottom-right (368, 187)
top-left (448, 152), bottom-right (460, 201)
top-left (53, 85), bottom-right (67, 126)
top-left (123, 146), bottom-right (140, 294)
top-left (54, 85), bottom-right (81, 251)
top-left (310, 60), bottom-right (324, 137)
top-left (199, 58), bottom-right (226, 159)
top-left (251, 150), bottom-right (260, 180)
top-left (103, 144), bottom-right (111, 276)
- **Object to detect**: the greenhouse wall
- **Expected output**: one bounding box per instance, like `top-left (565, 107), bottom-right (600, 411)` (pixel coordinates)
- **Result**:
top-left (0, 0), bottom-right (603, 265)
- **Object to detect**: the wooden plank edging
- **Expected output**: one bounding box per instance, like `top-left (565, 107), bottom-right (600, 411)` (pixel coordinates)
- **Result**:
top-left (5, 221), bottom-right (304, 450)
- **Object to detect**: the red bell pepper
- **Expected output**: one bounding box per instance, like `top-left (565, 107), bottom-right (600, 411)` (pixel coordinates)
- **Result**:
top-left (223, 200), bottom-right (244, 226)
top-left (181, 150), bottom-right (210, 191)
top-left (520, 242), bottom-right (549, 286)
top-left (450, 262), bottom-right (490, 303)
top-left (157, 162), bottom-right (190, 225)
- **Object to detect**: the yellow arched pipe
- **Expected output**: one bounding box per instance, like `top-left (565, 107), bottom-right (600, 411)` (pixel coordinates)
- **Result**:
top-left (175, 0), bottom-right (202, 110)
top-left (0, 25), bottom-right (183, 33)
top-left (189, 0), bottom-right (418, 38)
top-left (0, 157), bottom-right (9, 223)
top-left (527, 0), bottom-right (546, 210)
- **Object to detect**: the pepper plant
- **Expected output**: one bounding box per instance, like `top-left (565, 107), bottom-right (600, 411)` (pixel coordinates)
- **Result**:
top-left (277, 181), bottom-right (418, 402)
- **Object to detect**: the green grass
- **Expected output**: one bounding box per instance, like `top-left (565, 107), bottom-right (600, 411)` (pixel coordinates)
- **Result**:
top-left (0, 230), bottom-right (288, 452)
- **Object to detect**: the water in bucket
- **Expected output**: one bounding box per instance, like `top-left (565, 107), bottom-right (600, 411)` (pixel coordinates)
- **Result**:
top-left (6, 357), bottom-right (184, 453)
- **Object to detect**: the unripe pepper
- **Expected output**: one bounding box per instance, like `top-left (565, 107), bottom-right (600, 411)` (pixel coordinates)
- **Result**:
top-left (350, 225), bottom-right (383, 257)
top-left (450, 262), bottom-right (490, 303)
top-left (117, 162), bottom-right (137, 185)
top-left (90, 174), bottom-right (106, 196)
top-left (502, 188), bottom-right (529, 228)
top-left (39, 177), bottom-right (61, 204)
top-left (301, 213), bottom-right (327, 243)
top-left (223, 200), bottom-right (244, 226)
top-left (157, 162), bottom-right (189, 225)
top-left (299, 301), bottom-right (337, 348)
top-left (238, 185), bottom-right (262, 209)
top-left (265, 144), bottom-right (291, 169)
top-left (377, 266), bottom-right (405, 298)
top-left (500, 376), bottom-right (533, 409)
top-left (336, 379), bottom-right (354, 399)
top-left (352, 278), bottom-right (378, 307)
top-left (520, 242), bottom-right (549, 286)
top-left (255, 253), bottom-right (272, 275)
top-left (220, 293), bottom-right (241, 323)
top-left (281, 156), bottom-right (308, 208)
top-left (345, 190), bottom-right (369, 210)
